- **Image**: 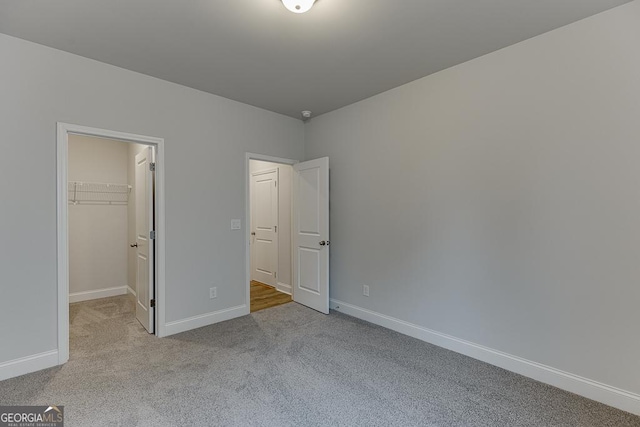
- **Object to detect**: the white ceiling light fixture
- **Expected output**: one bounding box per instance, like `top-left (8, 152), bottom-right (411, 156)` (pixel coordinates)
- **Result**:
top-left (282, 0), bottom-right (316, 14)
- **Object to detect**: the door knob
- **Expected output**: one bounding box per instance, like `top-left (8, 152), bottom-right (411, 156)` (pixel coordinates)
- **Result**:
top-left (251, 232), bottom-right (256, 236)
top-left (319, 240), bottom-right (330, 246)
top-left (130, 243), bottom-right (138, 248)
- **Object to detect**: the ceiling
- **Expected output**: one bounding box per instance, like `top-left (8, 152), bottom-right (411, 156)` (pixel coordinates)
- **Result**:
top-left (0, 0), bottom-right (630, 119)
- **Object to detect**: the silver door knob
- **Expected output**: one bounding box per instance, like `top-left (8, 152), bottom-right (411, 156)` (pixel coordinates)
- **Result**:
top-left (130, 243), bottom-right (138, 248)
top-left (319, 240), bottom-right (330, 246)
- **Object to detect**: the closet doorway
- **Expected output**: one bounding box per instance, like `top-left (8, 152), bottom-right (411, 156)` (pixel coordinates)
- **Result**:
top-left (57, 123), bottom-right (166, 366)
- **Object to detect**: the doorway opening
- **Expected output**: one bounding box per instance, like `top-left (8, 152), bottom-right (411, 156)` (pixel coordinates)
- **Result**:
top-left (245, 153), bottom-right (330, 315)
top-left (249, 158), bottom-right (294, 312)
top-left (57, 123), bottom-right (166, 366)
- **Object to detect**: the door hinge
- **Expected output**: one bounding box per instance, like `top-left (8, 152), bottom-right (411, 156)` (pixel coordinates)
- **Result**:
top-left (150, 230), bottom-right (156, 240)
top-left (149, 162), bottom-right (156, 172)
top-left (274, 272), bottom-right (277, 279)
top-left (274, 225), bottom-right (277, 233)
top-left (150, 299), bottom-right (156, 308)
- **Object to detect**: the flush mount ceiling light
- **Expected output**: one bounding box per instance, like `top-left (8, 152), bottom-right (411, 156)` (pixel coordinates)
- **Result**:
top-left (282, 0), bottom-right (316, 14)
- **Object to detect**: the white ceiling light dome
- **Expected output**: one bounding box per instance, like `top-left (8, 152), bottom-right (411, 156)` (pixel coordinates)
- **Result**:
top-left (282, 0), bottom-right (316, 14)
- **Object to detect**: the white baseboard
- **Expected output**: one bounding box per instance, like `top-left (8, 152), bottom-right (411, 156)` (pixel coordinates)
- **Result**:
top-left (164, 304), bottom-right (248, 336)
top-left (0, 350), bottom-right (60, 382)
top-left (330, 299), bottom-right (640, 416)
top-left (276, 282), bottom-right (292, 295)
top-left (127, 285), bottom-right (137, 297)
top-left (69, 286), bottom-right (128, 303)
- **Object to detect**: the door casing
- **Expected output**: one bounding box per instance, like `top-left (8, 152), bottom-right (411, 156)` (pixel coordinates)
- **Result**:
top-left (57, 123), bottom-right (166, 366)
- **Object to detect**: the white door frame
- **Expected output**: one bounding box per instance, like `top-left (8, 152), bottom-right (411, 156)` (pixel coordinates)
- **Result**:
top-left (245, 153), bottom-right (298, 312)
top-left (57, 123), bottom-right (167, 365)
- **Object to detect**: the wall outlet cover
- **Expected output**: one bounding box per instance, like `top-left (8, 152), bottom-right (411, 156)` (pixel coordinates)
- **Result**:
top-left (231, 219), bottom-right (241, 230)
top-left (210, 287), bottom-right (217, 299)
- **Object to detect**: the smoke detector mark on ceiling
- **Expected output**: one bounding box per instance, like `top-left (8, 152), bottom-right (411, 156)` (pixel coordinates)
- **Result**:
top-left (282, 0), bottom-right (316, 14)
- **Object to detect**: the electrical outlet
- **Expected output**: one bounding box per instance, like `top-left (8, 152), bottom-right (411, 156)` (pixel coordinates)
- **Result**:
top-left (210, 287), bottom-right (217, 299)
top-left (363, 285), bottom-right (370, 297)
top-left (231, 219), bottom-right (241, 230)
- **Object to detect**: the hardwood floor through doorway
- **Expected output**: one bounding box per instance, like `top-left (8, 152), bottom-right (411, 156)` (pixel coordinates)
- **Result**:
top-left (250, 280), bottom-right (292, 312)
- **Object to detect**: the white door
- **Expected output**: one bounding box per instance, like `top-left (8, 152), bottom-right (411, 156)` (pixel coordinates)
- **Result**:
top-left (251, 169), bottom-right (278, 287)
top-left (135, 147), bottom-right (155, 333)
top-left (293, 157), bottom-right (329, 314)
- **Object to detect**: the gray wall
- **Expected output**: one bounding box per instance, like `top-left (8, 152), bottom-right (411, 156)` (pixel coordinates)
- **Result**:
top-left (0, 33), bottom-right (303, 363)
top-left (304, 1), bottom-right (640, 395)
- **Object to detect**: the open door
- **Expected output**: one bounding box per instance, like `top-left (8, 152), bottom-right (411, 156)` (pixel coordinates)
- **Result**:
top-left (293, 157), bottom-right (329, 314)
top-left (134, 147), bottom-right (155, 333)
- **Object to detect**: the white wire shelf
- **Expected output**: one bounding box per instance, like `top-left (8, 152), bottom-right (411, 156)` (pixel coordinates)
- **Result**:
top-left (68, 181), bottom-right (131, 205)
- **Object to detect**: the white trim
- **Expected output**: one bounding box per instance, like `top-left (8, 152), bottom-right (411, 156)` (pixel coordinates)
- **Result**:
top-left (276, 282), bottom-right (292, 295)
top-left (127, 285), bottom-right (137, 297)
top-left (245, 153), bottom-right (298, 315)
top-left (69, 286), bottom-right (128, 303)
top-left (164, 305), bottom-right (247, 336)
top-left (330, 299), bottom-right (640, 416)
top-left (0, 350), bottom-right (59, 382)
top-left (56, 124), bottom-right (69, 365)
top-left (57, 123), bottom-right (167, 371)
